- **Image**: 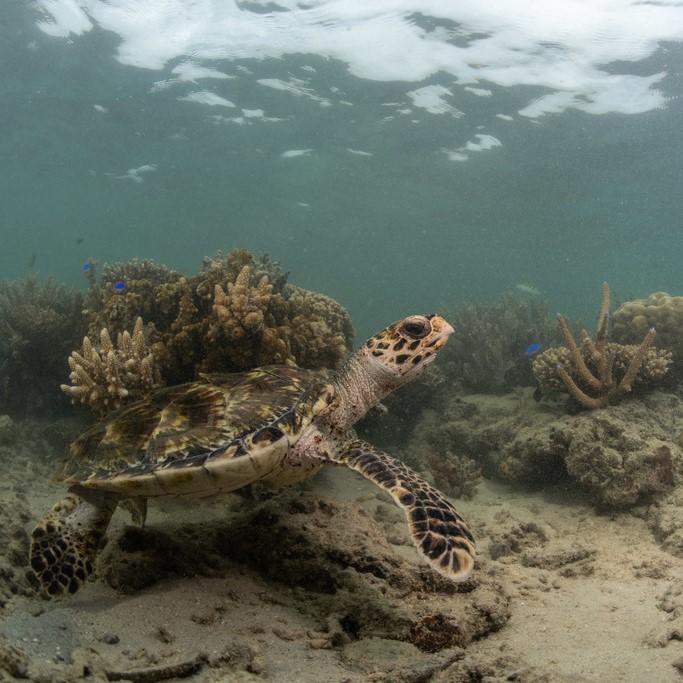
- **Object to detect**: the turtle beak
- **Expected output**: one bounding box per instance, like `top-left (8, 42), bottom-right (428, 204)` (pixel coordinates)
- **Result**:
top-left (427, 315), bottom-right (455, 352)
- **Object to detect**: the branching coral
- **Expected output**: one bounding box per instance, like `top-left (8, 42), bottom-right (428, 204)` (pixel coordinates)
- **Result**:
top-left (204, 264), bottom-right (292, 369)
top-left (0, 277), bottom-right (86, 416)
top-left (213, 266), bottom-right (273, 340)
top-left (75, 248), bottom-right (354, 411)
top-left (532, 283), bottom-right (672, 409)
top-left (202, 266), bottom-right (354, 372)
top-left (61, 317), bottom-right (163, 416)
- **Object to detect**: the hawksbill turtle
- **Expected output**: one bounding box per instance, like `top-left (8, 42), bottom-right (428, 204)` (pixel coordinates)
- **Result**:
top-left (30, 314), bottom-right (476, 599)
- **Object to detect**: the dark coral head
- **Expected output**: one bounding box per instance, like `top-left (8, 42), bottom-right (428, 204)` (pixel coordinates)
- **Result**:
top-left (364, 314), bottom-right (454, 380)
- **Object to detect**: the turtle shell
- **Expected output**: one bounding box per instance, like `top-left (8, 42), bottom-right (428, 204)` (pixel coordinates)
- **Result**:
top-left (57, 365), bottom-right (334, 498)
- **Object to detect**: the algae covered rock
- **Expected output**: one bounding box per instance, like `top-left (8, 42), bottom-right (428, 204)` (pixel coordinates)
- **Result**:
top-left (0, 416), bottom-right (17, 445)
top-left (407, 389), bottom-right (683, 509)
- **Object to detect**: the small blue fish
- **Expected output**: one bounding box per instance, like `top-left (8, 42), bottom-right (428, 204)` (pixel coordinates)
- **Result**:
top-left (113, 281), bottom-right (126, 290)
top-left (82, 263), bottom-right (93, 271)
top-left (524, 343), bottom-right (542, 357)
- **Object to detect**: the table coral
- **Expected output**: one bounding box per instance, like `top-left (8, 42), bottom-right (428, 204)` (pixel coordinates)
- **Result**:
top-left (532, 283), bottom-right (671, 408)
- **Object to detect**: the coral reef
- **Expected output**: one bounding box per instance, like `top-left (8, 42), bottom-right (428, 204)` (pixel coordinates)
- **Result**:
top-left (0, 250), bottom-right (352, 418)
top-left (204, 264), bottom-right (291, 370)
top-left (0, 276), bottom-right (86, 416)
top-left (613, 291), bottom-right (683, 379)
top-left (62, 317), bottom-right (163, 416)
top-left (426, 450), bottom-right (481, 501)
top-left (406, 388), bottom-right (683, 508)
top-left (440, 294), bottom-right (559, 392)
top-left (532, 283), bottom-right (671, 408)
top-left (72, 249), bottom-right (354, 412)
top-left (196, 255), bottom-right (354, 376)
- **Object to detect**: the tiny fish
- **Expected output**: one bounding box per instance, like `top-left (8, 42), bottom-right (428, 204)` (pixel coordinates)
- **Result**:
top-left (75, 237), bottom-right (84, 244)
top-left (82, 263), bottom-right (93, 271)
top-left (113, 281), bottom-right (126, 290)
top-left (28, 253), bottom-right (36, 268)
top-left (524, 343), bottom-right (542, 357)
top-left (515, 283), bottom-right (541, 296)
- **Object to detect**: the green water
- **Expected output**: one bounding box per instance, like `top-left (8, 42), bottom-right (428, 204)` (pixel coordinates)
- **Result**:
top-left (2, 2), bottom-right (683, 338)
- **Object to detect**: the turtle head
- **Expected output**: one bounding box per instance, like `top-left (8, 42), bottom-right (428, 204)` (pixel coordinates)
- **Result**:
top-left (324, 314), bottom-right (453, 431)
top-left (363, 314), bottom-right (454, 384)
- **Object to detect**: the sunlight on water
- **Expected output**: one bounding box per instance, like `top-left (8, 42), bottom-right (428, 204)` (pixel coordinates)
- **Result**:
top-left (1, 0), bottom-right (682, 333)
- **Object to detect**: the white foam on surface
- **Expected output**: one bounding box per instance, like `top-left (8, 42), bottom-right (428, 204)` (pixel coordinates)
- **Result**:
top-left (172, 62), bottom-right (233, 83)
top-left (280, 149), bottom-right (312, 158)
top-left (34, 0), bottom-right (683, 116)
top-left (257, 78), bottom-right (332, 106)
top-left (442, 134), bottom-right (502, 162)
top-left (407, 85), bottom-right (464, 117)
top-left (464, 87), bottom-right (492, 98)
top-left (464, 134), bottom-right (502, 152)
top-left (178, 91), bottom-right (236, 107)
top-left (114, 164), bottom-right (158, 183)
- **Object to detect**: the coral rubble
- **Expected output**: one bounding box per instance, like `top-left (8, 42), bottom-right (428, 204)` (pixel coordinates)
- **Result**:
top-left (532, 283), bottom-right (671, 408)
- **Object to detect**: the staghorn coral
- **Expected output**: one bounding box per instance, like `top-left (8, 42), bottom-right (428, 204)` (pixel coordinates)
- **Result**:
top-left (62, 317), bottom-right (163, 416)
top-left (0, 276), bottom-right (86, 416)
top-left (533, 283), bottom-right (671, 409)
top-left (440, 293), bottom-right (559, 392)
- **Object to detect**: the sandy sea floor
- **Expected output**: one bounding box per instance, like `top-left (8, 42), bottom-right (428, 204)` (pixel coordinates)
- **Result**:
top-left (0, 412), bottom-right (682, 682)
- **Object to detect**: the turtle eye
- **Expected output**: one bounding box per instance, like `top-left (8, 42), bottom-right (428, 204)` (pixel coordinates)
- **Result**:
top-left (400, 318), bottom-right (430, 339)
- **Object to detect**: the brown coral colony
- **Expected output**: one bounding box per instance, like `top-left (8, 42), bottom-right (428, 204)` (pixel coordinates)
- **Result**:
top-left (61, 249), bottom-right (355, 415)
top-left (61, 317), bottom-right (162, 417)
top-left (532, 282), bottom-right (672, 409)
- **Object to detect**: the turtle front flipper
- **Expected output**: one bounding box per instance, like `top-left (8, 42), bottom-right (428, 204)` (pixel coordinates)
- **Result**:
top-left (30, 487), bottom-right (119, 599)
top-left (336, 440), bottom-right (476, 582)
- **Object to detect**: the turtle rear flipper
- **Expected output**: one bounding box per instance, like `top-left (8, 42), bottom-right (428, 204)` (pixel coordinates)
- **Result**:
top-left (337, 440), bottom-right (476, 581)
top-left (30, 487), bottom-right (119, 599)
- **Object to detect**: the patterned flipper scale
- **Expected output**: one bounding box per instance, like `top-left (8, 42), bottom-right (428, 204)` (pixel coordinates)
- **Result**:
top-left (30, 488), bottom-right (118, 599)
top-left (337, 440), bottom-right (476, 581)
